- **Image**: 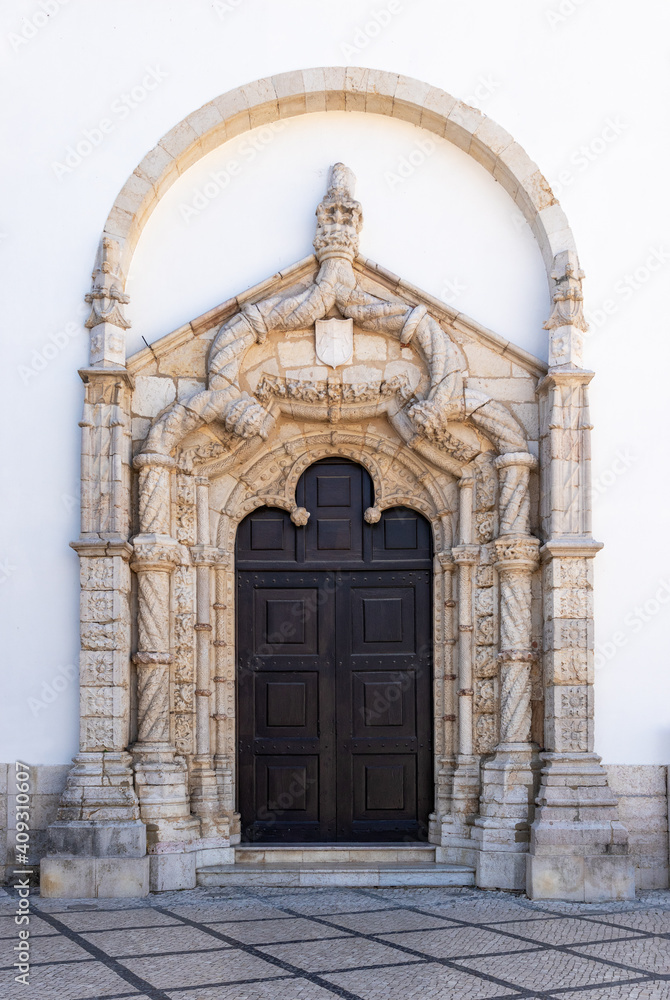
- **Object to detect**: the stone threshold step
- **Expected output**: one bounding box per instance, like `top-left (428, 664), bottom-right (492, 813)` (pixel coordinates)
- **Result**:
top-left (235, 844), bottom-right (436, 864)
top-left (197, 863), bottom-right (474, 888)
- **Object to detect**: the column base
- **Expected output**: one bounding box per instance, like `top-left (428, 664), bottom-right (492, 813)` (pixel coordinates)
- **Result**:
top-left (40, 856), bottom-right (149, 899)
top-left (133, 744), bottom-right (201, 848)
top-left (190, 756), bottom-right (230, 839)
top-left (437, 755), bottom-right (480, 868)
top-left (472, 743), bottom-right (540, 891)
top-left (528, 751), bottom-right (634, 901)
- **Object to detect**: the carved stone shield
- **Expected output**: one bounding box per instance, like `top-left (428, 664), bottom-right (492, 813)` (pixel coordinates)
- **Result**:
top-left (315, 318), bottom-right (353, 368)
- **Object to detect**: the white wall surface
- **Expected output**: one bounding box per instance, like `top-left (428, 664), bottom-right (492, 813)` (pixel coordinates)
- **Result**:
top-left (1, 0), bottom-right (668, 766)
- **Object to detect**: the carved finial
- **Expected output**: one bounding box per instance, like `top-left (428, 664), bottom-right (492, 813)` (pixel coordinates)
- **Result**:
top-left (364, 506), bottom-right (381, 524)
top-left (544, 250), bottom-right (587, 368)
top-left (314, 163), bottom-right (363, 263)
top-left (85, 236), bottom-right (131, 332)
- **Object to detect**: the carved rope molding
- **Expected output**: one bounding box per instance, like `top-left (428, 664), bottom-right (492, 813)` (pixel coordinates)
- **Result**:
top-left (140, 165), bottom-right (529, 470)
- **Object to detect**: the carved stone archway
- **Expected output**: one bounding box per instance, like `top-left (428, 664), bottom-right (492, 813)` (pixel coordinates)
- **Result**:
top-left (40, 76), bottom-right (634, 902)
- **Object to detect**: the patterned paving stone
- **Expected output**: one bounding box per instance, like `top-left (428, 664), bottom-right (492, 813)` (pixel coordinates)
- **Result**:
top-left (378, 923), bottom-right (540, 959)
top-left (571, 936), bottom-right (670, 975)
top-left (325, 906), bottom-right (457, 934)
top-left (207, 915), bottom-right (353, 944)
top-left (588, 909), bottom-right (670, 934)
top-left (79, 923), bottom-right (232, 957)
top-left (324, 959), bottom-right (518, 998)
top-left (458, 946), bottom-right (648, 990)
top-left (558, 986), bottom-right (670, 1000)
top-left (117, 947), bottom-right (283, 989)
top-left (53, 906), bottom-right (182, 932)
top-left (12, 886), bottom-right (668, 1000)
top-left (484, 915), bottom-right (648, 945)
top-left (257, 889), bottom-right (399, 914)
top-left (257, 934), bottom-right (424, 973)
top-left (167, 978), bottom-right (339, 1000)
top-left (16, 958), bottom-right (141, 1000)
top-left (0, 914), bottom-right (57, 938)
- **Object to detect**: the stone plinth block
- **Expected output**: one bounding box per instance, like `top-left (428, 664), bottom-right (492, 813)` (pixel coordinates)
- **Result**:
top-left (40, 856), bottom-right (149, 898)
top-left (47, 819), bottom-right (146, 858)
top-left (526, 854), bottom-right (635, 902)
top-left (149, 850), bottom-right (196, 892)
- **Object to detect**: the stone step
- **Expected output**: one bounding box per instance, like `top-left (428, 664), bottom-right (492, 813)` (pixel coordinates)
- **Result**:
top-left (235, 843), bottom-right (437, 865)
top-left (197, 862), bottom-right (475, 888)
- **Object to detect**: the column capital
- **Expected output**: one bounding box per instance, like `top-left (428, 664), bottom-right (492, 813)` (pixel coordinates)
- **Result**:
top-left (494, 534), bottom-right (540, 570)
top-left (435, 550), bottom-right (455, 570)
top-left (190, 544), bottom-right (230, 567)
top-left (540, 538), bottom-right (604, 561)
top-left (131, 534), bottom-right (184, 571)
top-left (71, 538), bottom-right (133, 559)
top-left (452, 544), bottom-right (479, 565)
top-left (536, 369), bottom-right (595, 395)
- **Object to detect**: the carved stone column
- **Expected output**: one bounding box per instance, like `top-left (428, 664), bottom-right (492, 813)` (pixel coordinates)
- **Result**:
top-left (131, 453), bottom-right (199, 890)
top-left (429, 550), bottom-right (457, 843)
top-left (528, 307), bottom-right (633, 899)
top-left (473, 453), bottom-right (540, 890)
top-left (213, 514), bottom-right (240, 841)
top-left (188, 479), bottom-right (231, 858)
top-left (438, 471), bottom-right (480, 867)
top-left (42, 360), bottom-right (149, 897)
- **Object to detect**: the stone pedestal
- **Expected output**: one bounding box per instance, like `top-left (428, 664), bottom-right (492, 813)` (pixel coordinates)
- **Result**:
top-left (528, 364), bottom-right (634, 900)
top-left (527, 752), bottom-right (635, 901)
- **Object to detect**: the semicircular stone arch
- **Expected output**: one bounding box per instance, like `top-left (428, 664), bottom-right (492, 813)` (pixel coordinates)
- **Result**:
top-left (99, 67), bottom-right (577, 296)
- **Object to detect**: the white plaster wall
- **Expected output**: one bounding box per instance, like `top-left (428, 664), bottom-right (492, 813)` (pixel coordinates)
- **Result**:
top-left (1, 0), bottom-right (668, 766)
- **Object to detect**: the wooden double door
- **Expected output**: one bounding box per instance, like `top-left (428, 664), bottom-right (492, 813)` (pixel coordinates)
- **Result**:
top-left (236, 459), bottom-right (433, 842)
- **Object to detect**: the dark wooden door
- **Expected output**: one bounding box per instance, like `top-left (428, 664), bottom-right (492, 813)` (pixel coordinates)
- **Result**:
top-left (236, 459), bottom-right (432, 843)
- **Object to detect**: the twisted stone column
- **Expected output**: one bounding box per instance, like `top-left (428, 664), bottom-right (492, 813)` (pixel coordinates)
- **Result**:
top-left (131, 454), bottom-right (199, 876)
top-left (473, 454), bottom-right (541, 890)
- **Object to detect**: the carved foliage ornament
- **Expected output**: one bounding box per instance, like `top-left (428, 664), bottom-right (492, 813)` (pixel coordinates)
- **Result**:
top-left (141, 164), bottom-right (528, 463)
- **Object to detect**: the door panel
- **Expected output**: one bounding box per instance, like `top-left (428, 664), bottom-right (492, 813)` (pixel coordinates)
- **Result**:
top-left (237, 459), bottom-right (432, 843)
top-left (238, 572), bottom-right (336, 842)
top-left (335, 571), bottom-right (432, 840)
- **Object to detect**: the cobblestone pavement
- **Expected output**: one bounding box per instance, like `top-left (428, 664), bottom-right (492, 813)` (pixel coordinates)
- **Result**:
top-left (1, 885), bottom-right (669, 999)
